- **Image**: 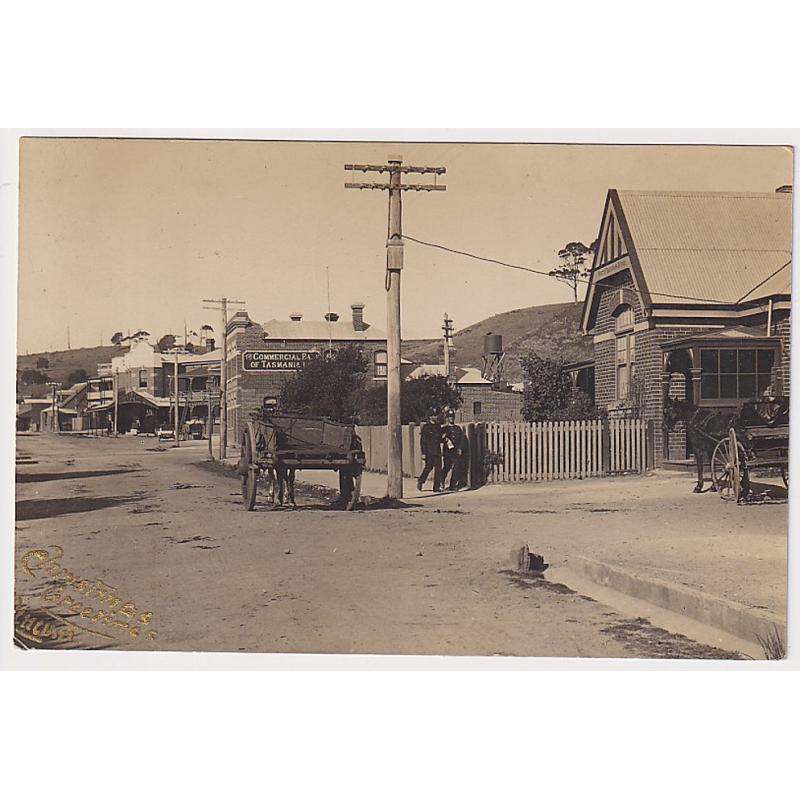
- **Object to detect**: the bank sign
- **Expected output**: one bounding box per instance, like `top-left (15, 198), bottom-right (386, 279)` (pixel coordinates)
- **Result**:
top-left (242, 351), bottom-right (320, 372)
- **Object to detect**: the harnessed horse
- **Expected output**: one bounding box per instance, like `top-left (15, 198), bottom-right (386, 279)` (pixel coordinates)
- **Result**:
top-left (662, 398), bottom-right (739, 493)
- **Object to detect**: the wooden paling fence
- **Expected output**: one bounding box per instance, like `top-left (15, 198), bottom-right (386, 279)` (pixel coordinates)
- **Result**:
top-left (484, 419), bottom-right (652, 483)
top-left (357, 418), bottom-right (653, 486)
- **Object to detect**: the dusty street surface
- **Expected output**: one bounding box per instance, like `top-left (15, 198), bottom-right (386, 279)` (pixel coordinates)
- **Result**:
top-left (14, 432), bottom-right (752, 658)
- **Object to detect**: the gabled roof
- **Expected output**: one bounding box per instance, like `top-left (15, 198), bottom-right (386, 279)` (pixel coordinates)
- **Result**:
top-left (121, 388), bottom-right (171, 408)
top-left (261, 319), bottom-right (387, 342)
top-left (404, 364), bottom-right (447, 381)
top-left (618, 190), bottom-right (791, 305)
top-left (453, 367), bottom-right (492, 385)
top-left (59, 382), bottom-right (88, 408)
top-left (403, 364), bottom-right (493, 384)
top-left (582, 190), bottom-right (792, 330)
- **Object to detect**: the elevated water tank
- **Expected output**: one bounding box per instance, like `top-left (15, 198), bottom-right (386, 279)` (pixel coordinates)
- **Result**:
top-left (484, 333), bottom-right (503, 355)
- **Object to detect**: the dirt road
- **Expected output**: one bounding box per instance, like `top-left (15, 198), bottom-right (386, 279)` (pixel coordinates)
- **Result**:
top-left (14, 432), bottom-right (744, 658)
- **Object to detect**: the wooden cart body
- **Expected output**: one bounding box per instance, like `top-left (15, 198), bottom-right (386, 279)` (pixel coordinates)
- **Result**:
top-left (239, 412), bottom-right (365, 510)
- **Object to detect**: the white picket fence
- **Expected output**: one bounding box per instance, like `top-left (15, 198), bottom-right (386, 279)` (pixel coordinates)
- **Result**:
top-left (485, 419), bottom-right (649, 483)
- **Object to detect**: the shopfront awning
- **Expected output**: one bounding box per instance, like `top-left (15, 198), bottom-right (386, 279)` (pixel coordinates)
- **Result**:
top-left (87, 400), bottom-right (115, 412)
top-left (118, 389), bottom-right (171, 408)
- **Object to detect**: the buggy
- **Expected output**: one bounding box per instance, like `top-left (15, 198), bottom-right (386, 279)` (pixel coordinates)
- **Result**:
top-left (710, 397), bottom-right (789, 502)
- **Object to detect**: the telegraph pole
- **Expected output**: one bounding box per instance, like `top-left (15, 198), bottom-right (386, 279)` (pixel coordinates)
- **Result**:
top-left (442, 313), bottom-right (454, 379)
top-left (345, 157), bottom-right (446, 498)
top-left (174, 351), bottom-right (180, 447)
top-left (207, 384), bottom-right (214, 460)
top-left (203, 296), bottom-right (245, 460)
top-left (113, 368), bottom-right (119, 435)
top-left (46, 381), bottom-right (59, 433)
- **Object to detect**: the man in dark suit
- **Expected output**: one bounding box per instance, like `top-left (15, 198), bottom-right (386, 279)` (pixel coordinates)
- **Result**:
top-left (417, 414), bottom-right (444, 492)
top-left (441, 412), bottom-right (463, 491)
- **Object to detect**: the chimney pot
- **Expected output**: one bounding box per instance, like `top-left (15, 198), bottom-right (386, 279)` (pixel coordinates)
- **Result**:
top-left (289, 313), bottom-right (303, 322)
top-left (324, 312), bottom-right (339, 323)
top-left (351, 303), bottom-right (366, 332)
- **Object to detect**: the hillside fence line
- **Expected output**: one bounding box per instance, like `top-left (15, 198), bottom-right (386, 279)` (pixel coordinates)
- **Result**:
top-left (356, 419), bottom-right (654, 487)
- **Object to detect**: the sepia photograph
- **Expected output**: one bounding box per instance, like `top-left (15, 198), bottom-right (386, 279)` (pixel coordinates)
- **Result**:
top-left (11, 136), bottom-right (792, 660)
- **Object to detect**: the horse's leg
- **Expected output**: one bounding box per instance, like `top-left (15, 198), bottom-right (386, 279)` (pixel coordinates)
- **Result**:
top-left (708, 444), bottom-right (717, 491)
top-left (287, 469), bottom-right (296, 507)
top-left (266, 468), bottom-right (275, 503)
top-left (277, 466), bottom-right (286, 506)
top-left (693, 447), bottom-right (705, 493)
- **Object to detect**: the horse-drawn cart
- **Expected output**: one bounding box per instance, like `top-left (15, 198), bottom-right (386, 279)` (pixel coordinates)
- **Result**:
top-left (237, 411), bottom-right (365, 511)
top-left (710, 398), bottom-right (789, 502)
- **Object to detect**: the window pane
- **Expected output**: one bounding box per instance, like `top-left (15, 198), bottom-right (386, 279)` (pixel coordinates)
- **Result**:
top-left (629, 334), bottom-right (635, 363)
top-left (614, 305), bottom-right (633, 331)
top-left (700, 349), bottom-right (718, 372)
top-left (701, 374), bottom-right (719, 399)
top-left (617, 365), bottom-right (629, 399)
top-left (720, 350), bottom-right (737, 374)
top-left (757, 349), bottom-right (775, 373)
top-left (473, 402), bottom-right (482, 415)
top-left (738, 349), bottom-right (756, 373)
top-left (738, 374), bottom-right (756, 399)
top-left (757, 373), bottom-right (772, 395)
top-left (720, 374), bottom-right (737, 398)
top-left (616, 336), bottom-right (627, 364)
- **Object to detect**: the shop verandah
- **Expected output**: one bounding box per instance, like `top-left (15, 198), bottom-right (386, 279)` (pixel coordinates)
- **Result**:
top-left (114, 377), bottom-right (220, 437)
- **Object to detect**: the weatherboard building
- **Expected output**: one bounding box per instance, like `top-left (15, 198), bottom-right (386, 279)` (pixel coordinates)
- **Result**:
top-left (225, 304), bottom-right (387, 446)
top-left (581, 188), bottom-right (792, 465)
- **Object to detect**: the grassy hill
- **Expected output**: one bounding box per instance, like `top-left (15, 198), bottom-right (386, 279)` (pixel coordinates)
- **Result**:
top-left (17, 345), bottom-right (122, 395)
top-left (402, 302), bottom-right (592, 382)
top-left (17, 301), bottom-right (592, 395)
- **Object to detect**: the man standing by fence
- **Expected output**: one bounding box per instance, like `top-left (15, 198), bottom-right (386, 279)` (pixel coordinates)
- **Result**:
top-left (441, 412), bottom-right (464, 491)
top-left (417, 414), bottom-right (444, 492)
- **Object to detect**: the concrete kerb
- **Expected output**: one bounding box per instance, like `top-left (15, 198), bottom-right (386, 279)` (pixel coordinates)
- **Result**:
top-left (560, 555), bottom-right (786, 652)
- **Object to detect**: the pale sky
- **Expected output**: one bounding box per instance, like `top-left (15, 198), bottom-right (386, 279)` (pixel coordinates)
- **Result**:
top-left (17, 139), bottom-right (792, 354)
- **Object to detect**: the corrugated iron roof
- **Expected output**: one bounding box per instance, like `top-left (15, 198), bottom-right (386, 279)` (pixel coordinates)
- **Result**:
top-left (402, 364), bottom-right (492, 384)
top-left (262, 319), bottom-right (386, 341)
top-left (617, 190), bottom-right (792, 304)
top-left (661, 324), bottom-right (781, 350)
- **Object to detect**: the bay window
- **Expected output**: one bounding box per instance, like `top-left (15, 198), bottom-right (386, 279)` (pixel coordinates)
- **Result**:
top-left (700, 348), bottom-right (775, 401)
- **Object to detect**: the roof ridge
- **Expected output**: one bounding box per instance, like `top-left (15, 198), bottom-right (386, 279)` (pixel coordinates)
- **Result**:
top-left (636, 247), bottom-right (791, 253)
top-left (616, 189), bottom-right (790, 199)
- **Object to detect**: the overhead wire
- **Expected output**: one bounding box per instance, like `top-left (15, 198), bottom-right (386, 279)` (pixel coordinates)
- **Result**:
top-left (403, 234), bottom-right (792, 307)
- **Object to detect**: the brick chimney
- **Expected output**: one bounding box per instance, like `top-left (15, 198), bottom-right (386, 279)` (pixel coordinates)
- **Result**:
top-left (324, 312), bottom-right (339, 323)
top-left (289, 312), bottom-right (303, 322)
top-left (351, 303), bottom-right (366, 332)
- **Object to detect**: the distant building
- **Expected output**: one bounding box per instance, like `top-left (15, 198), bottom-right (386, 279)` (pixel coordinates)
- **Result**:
top-left (403, 363), bottom-right (524, 422)
top-left (103, 338), bottom-right (221, 434)
top-left (225, 304), bottom-right (387, 445)
top-left (16, 398), bottom-right (54, 432)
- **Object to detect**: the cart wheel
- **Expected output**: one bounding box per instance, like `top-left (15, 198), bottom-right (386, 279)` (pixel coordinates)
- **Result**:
top-left (710, 438), bottom-right (734, 500)
top-left (240, 423), bottom-right (258, 511)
